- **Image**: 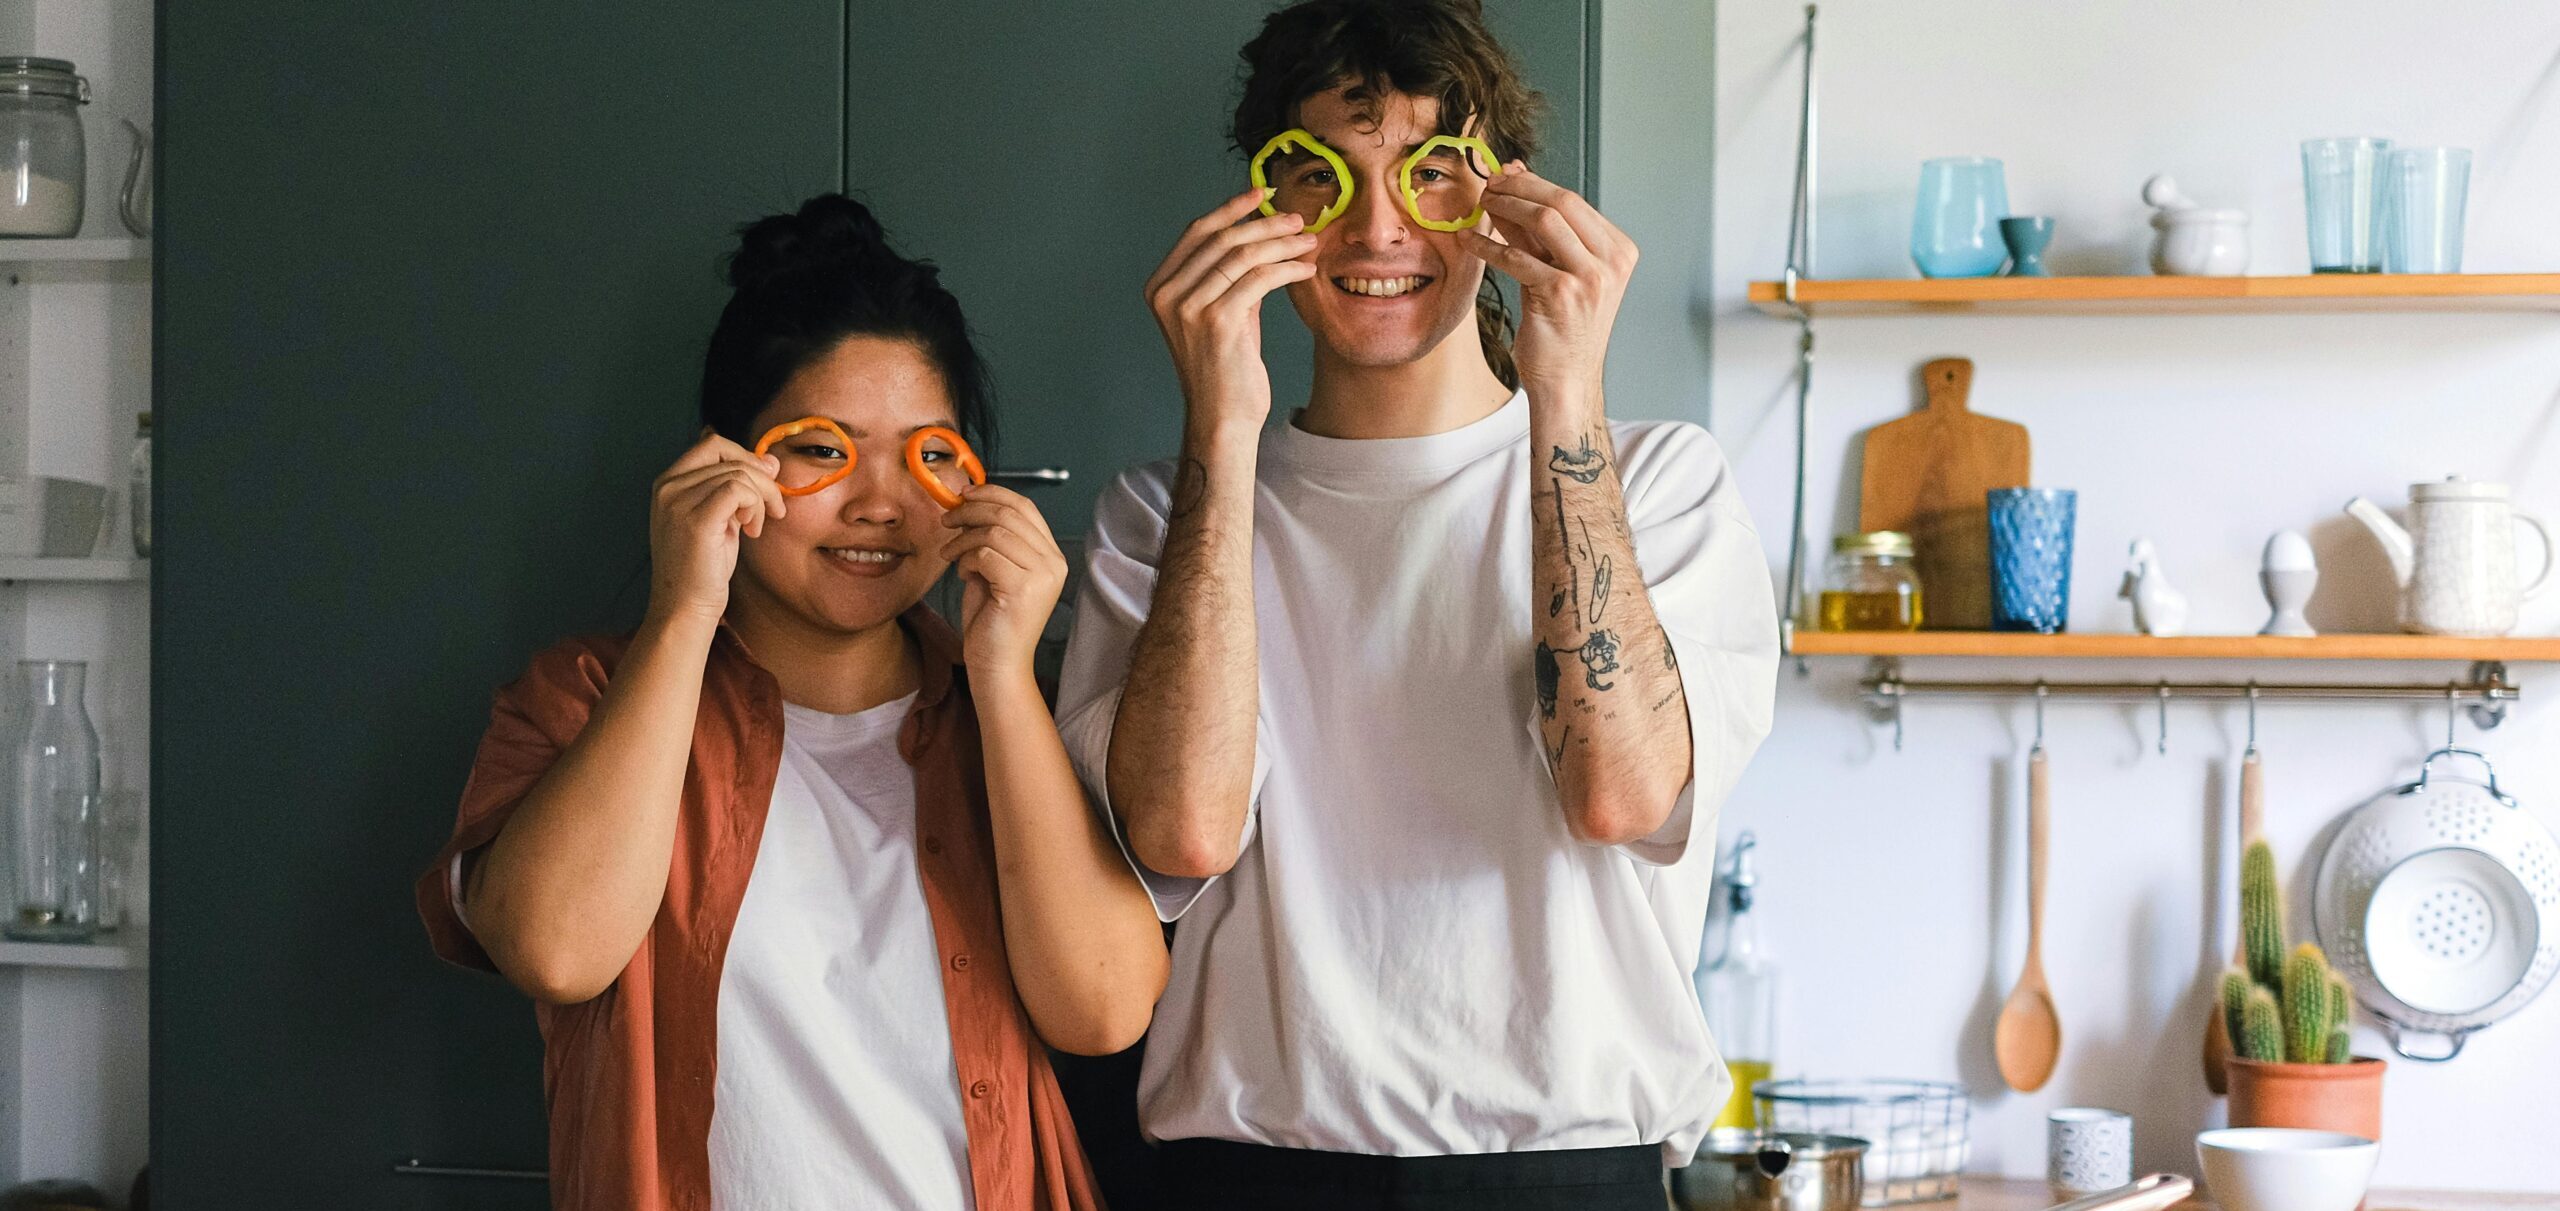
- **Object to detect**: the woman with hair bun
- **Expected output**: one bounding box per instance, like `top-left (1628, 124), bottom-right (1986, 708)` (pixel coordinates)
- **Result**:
top-left (417, 194), bottom-right (1153, 1210)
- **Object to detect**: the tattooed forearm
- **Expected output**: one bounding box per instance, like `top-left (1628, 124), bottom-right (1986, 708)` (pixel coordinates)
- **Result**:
top-left (1527, 408), bottom-right (1690, 840)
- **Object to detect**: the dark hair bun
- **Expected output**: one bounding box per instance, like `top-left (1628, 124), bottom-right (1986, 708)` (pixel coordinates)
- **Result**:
top-left (724, 193), bottom-right (897, 291)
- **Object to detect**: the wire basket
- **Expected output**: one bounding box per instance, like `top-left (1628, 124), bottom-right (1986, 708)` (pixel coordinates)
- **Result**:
top-left (1753, 1079), bottom-right (1969, 1206)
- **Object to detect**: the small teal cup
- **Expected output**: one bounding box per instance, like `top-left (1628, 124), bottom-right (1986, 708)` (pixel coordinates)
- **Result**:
top-left (1989, 488), bottom-right (2077, 633)
top-left (1913, 157), bottom-right (2010, 278)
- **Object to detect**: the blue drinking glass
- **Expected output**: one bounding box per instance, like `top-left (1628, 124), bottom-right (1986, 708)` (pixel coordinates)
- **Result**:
top-left (1912, 157), bottom-right (2010, 278)
top-left (1988, 488), bottom-right (2076, 633)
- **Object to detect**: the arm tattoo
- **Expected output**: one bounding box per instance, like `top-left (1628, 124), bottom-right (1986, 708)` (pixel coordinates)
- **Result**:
top-left (1551, 477), bottom-right (1582, 626)
top-left (1590, 551), bottom-right (1614, 623)
top-left (1578, 629), bottom-right (1620, 691)
top-left (1534, 641), bottom-right (1563, 719)
top-left (1169, 456), bottom-right (1209, 520)
top-left (1548, 435), bottom-right (1607, 485)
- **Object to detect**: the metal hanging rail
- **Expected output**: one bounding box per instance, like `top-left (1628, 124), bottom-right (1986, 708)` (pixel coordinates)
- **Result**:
top-left (1861, 660), bottom-right (2518, 750)
top-left (1776, 4), bottom-right (1818, 643)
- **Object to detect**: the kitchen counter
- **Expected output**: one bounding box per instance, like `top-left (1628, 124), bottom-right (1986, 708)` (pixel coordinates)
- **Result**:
top-left (1947, 1176), bottom-right (2556, 1210)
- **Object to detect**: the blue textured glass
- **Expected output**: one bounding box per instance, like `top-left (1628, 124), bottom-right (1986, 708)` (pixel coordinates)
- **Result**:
top-left (1912, 157), bottom-right (2009, 279)
top-left (1988, 488), bottom-right (2076, 633)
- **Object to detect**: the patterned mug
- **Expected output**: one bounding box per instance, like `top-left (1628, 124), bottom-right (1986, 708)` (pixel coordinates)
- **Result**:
top-left (2048, 1107), bottom-right (2133, 1198)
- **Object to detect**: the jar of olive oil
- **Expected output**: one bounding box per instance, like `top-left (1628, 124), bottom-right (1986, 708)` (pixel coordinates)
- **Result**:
top-left (1818, 531), bottom-right (1923, 631)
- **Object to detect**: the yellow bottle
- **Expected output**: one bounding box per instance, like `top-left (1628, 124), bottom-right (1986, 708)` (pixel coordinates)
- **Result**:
top-left (1697, 833), bottom-right (1778, 1130)
top-left (1715, 1059), bottom-right (1774, 1130)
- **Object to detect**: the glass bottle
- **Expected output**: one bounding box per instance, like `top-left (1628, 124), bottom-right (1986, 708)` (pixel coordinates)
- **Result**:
top-left (128, 412), bottom-right (151, 558)
top-left (6, 660), bottom-right (101, 942)
top-left (1698, 831), bottom-right (1778, 1129)
top-left (1819, 531), bottom-right (1923, 632)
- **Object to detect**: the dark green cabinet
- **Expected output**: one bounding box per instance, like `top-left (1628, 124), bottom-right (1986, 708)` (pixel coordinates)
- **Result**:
top-left (154, 3), bottom-right (841, 1205)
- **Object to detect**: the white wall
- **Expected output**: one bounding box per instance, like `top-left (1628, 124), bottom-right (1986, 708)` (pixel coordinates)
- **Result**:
top-left (1626, 0), bottom-right (2560, 1192)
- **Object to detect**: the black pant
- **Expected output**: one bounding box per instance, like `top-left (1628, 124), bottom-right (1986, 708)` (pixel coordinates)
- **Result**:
top-left (1156, 1138), bottom-right (1666, 1211)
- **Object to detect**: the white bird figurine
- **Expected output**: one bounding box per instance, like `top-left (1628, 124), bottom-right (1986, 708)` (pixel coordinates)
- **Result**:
top-left (2120, 537), bottom-right (2190, 637)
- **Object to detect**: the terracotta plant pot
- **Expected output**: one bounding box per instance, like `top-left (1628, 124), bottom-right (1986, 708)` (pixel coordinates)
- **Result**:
top-left (2226, 1056), bottom-right (2386, 1141)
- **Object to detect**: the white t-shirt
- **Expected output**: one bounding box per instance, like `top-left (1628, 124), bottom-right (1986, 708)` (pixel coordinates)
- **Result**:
top-left (707, 692), bottom-right (978, 1210)
top-left (1055, 391), bottom-right (1780, 1166)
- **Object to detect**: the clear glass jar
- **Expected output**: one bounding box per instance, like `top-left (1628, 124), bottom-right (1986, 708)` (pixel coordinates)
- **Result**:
top-left (0, 58), bottom-right (89, 238)
top-left (1819, 530), bottom-right (1923, 631)
top-left (6, 660), bottom-right (101, 941)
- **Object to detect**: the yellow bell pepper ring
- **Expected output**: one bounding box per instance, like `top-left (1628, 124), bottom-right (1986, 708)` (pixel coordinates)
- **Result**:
top-left (905, 426), bottom-right (987, 511)
top-left (752, 415), bottom-right (857, 497)
top-left (1399, 134), bottom-right (1504, 232)
top-left (1250, 128), bottom-right (1355, 234)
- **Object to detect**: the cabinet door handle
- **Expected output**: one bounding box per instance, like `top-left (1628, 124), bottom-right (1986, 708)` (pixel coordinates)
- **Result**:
top-left (989, 466), bottom-right (1070, 484)
top-left (391, 1159), bottom-right (547, 1181)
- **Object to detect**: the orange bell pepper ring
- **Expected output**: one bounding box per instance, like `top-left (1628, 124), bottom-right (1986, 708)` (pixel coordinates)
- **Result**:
top-left (905, 426), bottom-right (987, 510)
top-left (752, 415), bottom-right (856, 497)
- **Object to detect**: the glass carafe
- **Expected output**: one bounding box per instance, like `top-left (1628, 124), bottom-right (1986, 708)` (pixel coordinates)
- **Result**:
top-left (6, 660), bottom-right (101, 941)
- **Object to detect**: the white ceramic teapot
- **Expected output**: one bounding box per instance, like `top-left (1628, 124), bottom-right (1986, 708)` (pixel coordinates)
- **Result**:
top-left (2345, 476), bottom-right (2554, 635)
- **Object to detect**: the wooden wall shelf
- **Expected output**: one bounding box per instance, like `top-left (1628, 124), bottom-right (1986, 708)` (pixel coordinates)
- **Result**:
top-left (1747, 272), bottom-right (2560, 316)
top-left (1787, 631), bottom-right (2560, 662)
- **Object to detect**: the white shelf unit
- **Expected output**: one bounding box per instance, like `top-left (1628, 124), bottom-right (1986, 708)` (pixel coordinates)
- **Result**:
top-left (0, 557), bottom-right (143, 582)
top-left (0, 938), bottom-right (141, 970)
top-left (0, 238), bottom-right (146, 264)
top-left (0, 0), bottom-right (154, 1193)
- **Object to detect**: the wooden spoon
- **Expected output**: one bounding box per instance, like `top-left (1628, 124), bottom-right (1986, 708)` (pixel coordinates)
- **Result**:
top-left (2202, 747), bottom-right (2266, 1094)
top-left (1995, 745), bottom-right (2062, 1092)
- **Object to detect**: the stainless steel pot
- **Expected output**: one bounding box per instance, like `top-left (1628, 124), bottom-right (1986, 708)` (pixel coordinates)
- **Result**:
top-left (1670, 1130), bottom-right (1866, 1211)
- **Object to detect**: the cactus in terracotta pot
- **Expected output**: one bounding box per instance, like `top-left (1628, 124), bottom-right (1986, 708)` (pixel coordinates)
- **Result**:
top-left (2222, 840), bottom-right (2386, 1140)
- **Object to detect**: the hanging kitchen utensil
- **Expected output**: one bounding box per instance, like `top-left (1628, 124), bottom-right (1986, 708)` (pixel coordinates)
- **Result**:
top-left (2204, 691), bottom-right (2267, 1095)
top-left (1860, 358), bottom-right (2030, 631)
top-left (2313, 741), bottom-right (2560, 1060)
top-left (1996, 693), bottom-right (2063, 1092)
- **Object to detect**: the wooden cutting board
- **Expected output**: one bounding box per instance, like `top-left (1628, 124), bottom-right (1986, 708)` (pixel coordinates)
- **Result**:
top-left (1859, 357), bottom-right (2030, 630)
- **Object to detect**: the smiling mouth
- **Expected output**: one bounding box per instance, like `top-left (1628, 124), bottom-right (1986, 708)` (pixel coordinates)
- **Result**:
top-left (821, 546), bottom-right (906, 566)
top-left (1333, 275), bottom-right (1432, 298)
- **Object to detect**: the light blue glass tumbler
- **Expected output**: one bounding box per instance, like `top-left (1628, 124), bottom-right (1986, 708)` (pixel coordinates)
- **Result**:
top-left (2302, 137), bottom-right (2391, 273)
top-left (1988, 488), bottom-right (2076, 633)
top-left (1912, 157), bottom-right (2009, 278)
top-left (2383, 147), bottom-right (2470, 273)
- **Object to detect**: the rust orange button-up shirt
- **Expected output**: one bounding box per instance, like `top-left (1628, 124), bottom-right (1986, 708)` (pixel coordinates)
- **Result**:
top-left (416, 608), bottom-right (1104, 1211)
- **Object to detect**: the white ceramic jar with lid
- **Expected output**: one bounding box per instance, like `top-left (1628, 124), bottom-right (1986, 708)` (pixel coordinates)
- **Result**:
top-left (0, 58), bottom-right (89, 237)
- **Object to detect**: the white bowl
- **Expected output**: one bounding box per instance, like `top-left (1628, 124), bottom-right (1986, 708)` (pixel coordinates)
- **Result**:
top-left (2196, 1128), bottom-right (2379, 1211)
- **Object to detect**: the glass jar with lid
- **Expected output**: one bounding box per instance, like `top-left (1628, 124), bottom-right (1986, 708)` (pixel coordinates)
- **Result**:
top-left (1818, 531), bottom-right (1923, 631)
top-left (0, 58), bottom-right (88, 238)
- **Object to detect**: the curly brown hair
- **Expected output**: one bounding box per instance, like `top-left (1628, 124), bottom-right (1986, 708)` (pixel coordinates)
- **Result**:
top-left (1231, 0), bottom-right (1546, 389)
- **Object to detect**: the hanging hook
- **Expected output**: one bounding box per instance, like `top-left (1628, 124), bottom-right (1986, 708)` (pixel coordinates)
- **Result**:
top-left (2447, 683), bottom-right (2461, 751)
top-left (2245, 682), bottom-right (2260, 756)
top-left (2157, 681), bottom-right (2173, 756)
top-left (2032, 681), bottom-right (2048, 754)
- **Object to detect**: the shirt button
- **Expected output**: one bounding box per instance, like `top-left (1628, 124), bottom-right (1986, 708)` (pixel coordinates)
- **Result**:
top-left (923, 836), bottom-right (944, 856)
top-left (969, 1080), bottom-right (993, 1100)
top-left (949, 953), bottom-right (971, 972)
